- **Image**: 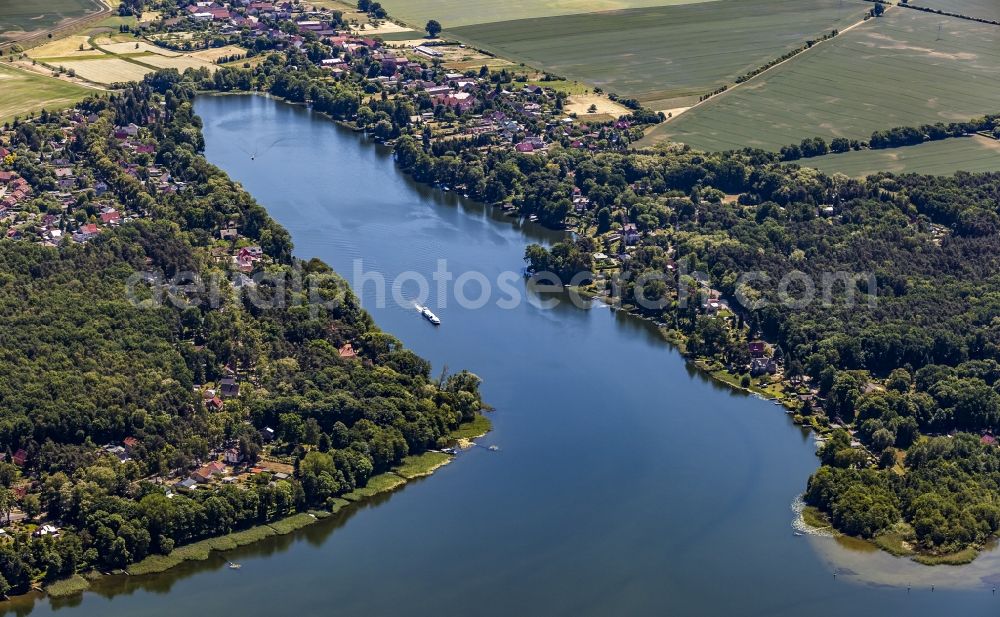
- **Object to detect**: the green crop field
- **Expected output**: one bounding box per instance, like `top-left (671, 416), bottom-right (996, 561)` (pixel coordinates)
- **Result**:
top-left (0, 0), bottom-right (104, 41)
top-left (376, 0), bottom-right (717, 28)
top-left (642, 8), bottom-right (1000, 151)
top-left (449, 0), bottom-right (869, 110)
top-left (0, 62), bottom-right (92, 123)
top-left (904, 0), bottom-right (1000, 22)
top-left (802, 136), bottom-right (1000, 177)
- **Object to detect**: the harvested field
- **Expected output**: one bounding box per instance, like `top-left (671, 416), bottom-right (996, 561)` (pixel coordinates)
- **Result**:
top-left (24, 34), bottom-right (96, 58)
top-left (99, 40), bottom-right (180, 56)
top-left (190, 45), bottom-right (247, 62)
top-left (56, 57), bottom-right (151, 83)
top-left (138, 54), bottom-right (217, 72)
top-left (351, 21), bottom-right (412, 35)
top-left (565, 93), bottom-right (631, 118)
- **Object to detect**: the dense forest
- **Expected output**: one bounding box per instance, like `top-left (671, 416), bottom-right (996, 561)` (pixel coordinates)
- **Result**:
top-left (518, 158), bottom-right (1000, 554)
top-left (0, 79), bottom-right (482, 594)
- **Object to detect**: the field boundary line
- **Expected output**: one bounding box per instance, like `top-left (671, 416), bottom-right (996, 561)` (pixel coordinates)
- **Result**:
top-left (0, 0), bottom-right (114, 54)
top-left (650, 4), bottom-right (891, 127)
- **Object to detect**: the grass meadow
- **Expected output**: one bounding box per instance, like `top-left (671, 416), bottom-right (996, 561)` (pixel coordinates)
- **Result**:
top-left (643, 8), bottom-right (1000, 151)
top-left (0, 62), bottom-right (91, 123)
top-left (449, 0), bottom-right (869, 109)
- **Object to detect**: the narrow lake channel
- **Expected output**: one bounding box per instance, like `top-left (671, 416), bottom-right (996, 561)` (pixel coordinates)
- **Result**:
top-left (6, 93), bottom-right (998, 617)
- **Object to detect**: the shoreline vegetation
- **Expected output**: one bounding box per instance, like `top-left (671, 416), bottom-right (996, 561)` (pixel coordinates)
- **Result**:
top-left (2, 0), bottom-right (999, 603)
top-left (43, 416), bottom-right (490, 599)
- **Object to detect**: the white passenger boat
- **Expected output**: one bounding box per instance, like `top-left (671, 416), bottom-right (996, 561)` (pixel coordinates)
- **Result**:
top-left (415, 304), bottom-right (441, 325)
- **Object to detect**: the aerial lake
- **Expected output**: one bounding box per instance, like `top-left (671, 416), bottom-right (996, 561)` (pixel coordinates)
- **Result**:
top-left (6, 94), bottom-right (999, 616)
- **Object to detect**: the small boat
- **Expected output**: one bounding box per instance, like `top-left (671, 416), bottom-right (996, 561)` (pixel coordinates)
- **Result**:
top-left (528, 214), bottom-right (539, 222)
top-left (793, 532), bottom-right (804, 537)
top-left (487, 445), bottom-right (499, 452)
top-left (228, 561), bottom-right (242, 569)
top-left (415, 304), bottom-right (441, 325)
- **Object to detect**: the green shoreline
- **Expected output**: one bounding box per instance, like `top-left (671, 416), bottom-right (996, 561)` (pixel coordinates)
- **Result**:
top-left (798, 506), bottom-right (983, 567)
top-left (40, 415), bottom-right (491, 600)
top-left (589, 291), bottom-right (989, 567)
top-left (203, 91), bottom-right (986, 568)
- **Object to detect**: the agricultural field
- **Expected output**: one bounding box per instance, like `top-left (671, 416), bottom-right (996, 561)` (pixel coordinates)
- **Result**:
top-left (0, 0), bottom-right (104, 42)
top-left (449, 0), bottom-right (869, 110)
top-left (350, 20), bottom-right (415, 36)
top-left (802, 136), bottom-right (1000, 177)
top-left (23, 34), bottom-right (98, 58)
top-left (137, 54), bottom-right (215, 72)
top-left (642, 9), bottom-right (1000, 151)
top-left (191, 45), bottom-right (247, 62)
top-left (54, 57), bottom-right (151, 83)
top-left (376, 0), bottom-right (717, 28)
top-left (99, 41), bottom-right (180, 56)
top-left (380, 41), bottom-right (516, 71)
top-left (565, 93), bottom-right (631, 118)
top-left (0, 62), bottom-right (91, 123)
top-left (26, 33), bottom-right (235, 85)
top-left (905, 0), bottom-right (1000, 21)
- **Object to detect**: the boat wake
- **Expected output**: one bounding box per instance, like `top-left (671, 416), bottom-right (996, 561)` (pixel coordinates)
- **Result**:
top-left (414, 303), bottom-right (441, 325)
top-left (791, 494), bottom-right (835, 537)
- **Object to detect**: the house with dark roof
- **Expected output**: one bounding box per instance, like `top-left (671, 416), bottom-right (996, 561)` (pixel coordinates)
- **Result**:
top-left (220, 376), bottom-right (240, 398)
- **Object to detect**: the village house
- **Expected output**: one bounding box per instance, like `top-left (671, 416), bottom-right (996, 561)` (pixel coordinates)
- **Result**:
top-left (175, 477), bottom-right (198, 490)
top-left (434, 92), bottom-right (475, 113)
top-left (73, 223), bottom-right (101, 243)
top-left (103, 444), bottom-right (130, 462)
top-left (751, 356), bottom-right (778, 377)
top-left (703, 297), bottom-right (725, 314)
top-left (33, 525), bottom-right (60, 538)
top-left (191, 461), bottom-right (226, 483)
top-left (623, 223), bottom-right (641, 245)
top-left (100, 208), bottom-right (121, 225)
top-left (235, 246), bottom-right (263, 272)
top-left (220, 376), bottom-right (240, 398)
